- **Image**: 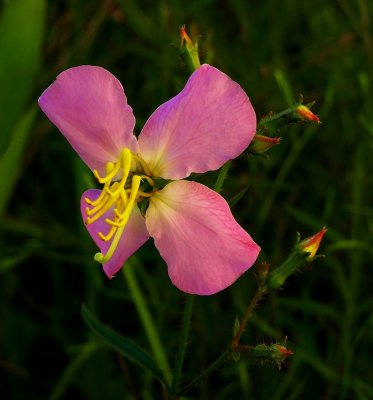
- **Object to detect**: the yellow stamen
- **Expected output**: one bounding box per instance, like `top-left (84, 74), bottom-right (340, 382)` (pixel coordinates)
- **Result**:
top-left (83, 148), bottom-right (155, 266)
top-left (98, 225), bottom-right (117, 242)
top-left (85, 163), bottom-right (118, 207)
top-left (85, 181), bottom-right (119, 218)
top-left (127, 188), bottom-right (153, 198)
top-left (86, 194), bottom-right (117, 224)
top-left (85, 191), bottom-right (110, 216)
top-left (139, 175), bottom-right (155, 186)
top-left (120, 188), bottom-right (128, 207)
top-left (92, 161), bottom-right (120, 184)
top-left (94, 175), bottom-right (141, 264)
top-left (132, 154), bottom-right (152, 176)
top-left (106, 149), bottom-right (132, 197)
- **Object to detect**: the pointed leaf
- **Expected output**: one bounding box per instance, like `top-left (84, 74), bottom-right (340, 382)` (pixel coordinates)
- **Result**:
top-left (81, 304), bottom-right (167, 387)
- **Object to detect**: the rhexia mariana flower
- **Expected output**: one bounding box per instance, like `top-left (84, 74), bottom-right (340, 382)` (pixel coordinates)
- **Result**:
top-left (38, 64), bottom-right (260, 295)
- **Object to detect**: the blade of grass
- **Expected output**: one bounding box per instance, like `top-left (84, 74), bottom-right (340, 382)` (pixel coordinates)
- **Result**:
top-left (0, 0), bottom-right (45, 153)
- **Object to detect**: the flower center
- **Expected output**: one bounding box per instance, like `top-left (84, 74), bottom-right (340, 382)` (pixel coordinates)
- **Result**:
top-left (84, 148), bottom-right (154, 265)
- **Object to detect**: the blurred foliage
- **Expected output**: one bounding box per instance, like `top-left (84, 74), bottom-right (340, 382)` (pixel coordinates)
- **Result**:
top-left (1, 0), bottom-right (373, 399)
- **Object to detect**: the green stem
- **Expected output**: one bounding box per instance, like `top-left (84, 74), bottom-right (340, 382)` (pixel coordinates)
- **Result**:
top-left (176, 349), bottom-right (231, 397)
top-left (123, 265), bottom-right (172, 383)
top-left (264, 251), bottom-right (308, 292)
top-left (170, 295), bottom-right (195, 395)
top-left (214, 161), bottom-right (231, 193)
top-left (231, 285), bottom-right (265, 348)
top-left (257, 106), bottom-right (297, 129)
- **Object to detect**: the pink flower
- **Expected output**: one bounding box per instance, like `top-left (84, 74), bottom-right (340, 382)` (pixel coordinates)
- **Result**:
top-left (38, 64), bottom-right (260, 295)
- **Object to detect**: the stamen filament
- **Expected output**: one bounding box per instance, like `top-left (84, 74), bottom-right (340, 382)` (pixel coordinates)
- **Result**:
top-left (120, 189), bottom-right (128, 207)
top-left (86, 195), bottom-right (116, 224)
top-left (133, 154), bottom-right (152, 176)
top-left (85, 186), bottom-right (108, 207)
top-left (106, 149), bottom-right (132, 197)
top-left (139, 175), bottom-right (155, 186)
top-left (98, 225), bottom-right (117, 242)
top-left (84, 173), bottom-right (118, 206)
top-left (85, 192), bottom-right (110, 216)
top-left (132, 189), bottom-right (153, 198)
top-left (93, 161), bottom-right (120, 184)
top-left (94, 175), bottom-right (141, 264)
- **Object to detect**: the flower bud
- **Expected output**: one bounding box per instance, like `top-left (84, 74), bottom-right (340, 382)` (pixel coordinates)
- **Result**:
top-left (295, 104), bottom-right (321, 124)
top-left (298, 227), bottom-right (327, 259)
top-left (179, 25), bottom-right (201, 72)
top-left (253, 342), bottom-right (293, 369)
top-left (264, 228), bottom-right (327, 292)
top-left (249, 134), bottom-right (281, 154)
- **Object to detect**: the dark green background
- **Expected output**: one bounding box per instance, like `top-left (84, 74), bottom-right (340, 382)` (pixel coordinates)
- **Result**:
top-left (1, 0), bottom-right (372, 399)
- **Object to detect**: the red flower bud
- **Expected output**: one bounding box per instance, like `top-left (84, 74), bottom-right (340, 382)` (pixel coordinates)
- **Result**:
top-left (249, 134), bottom-right (281, 154)
top-left (299, 227), bottom-right (327, 259)
top-left (180, 25), bottom-right (194, 48)
top-left (179, 25), bottom-right (200, 72)
top-left (296, 104), bottom-right (321, 124)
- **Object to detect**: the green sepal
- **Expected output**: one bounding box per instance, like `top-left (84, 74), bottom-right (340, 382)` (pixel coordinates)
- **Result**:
top-left (233, 317), bottom-right (240, 338)
top-left (138, 198), bottom-right (149, 216)
top-left (264, 249), bottom-right (309, 292)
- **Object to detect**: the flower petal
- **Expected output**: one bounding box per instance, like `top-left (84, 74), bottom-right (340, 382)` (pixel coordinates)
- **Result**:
top-left (138, 64), bottom-right (256, 180)
top-left (80, 189), bottom-right (149, 277)
top-left (146, 181), bottom-right (260, 295)
top-left (39, 66), bottom-right (138, 175)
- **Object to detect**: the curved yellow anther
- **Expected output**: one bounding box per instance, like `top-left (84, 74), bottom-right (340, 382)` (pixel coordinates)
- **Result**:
top-left (86, 194), bottom-right (116, 224)
top-left (85, 163), bottom-right (119, 207)
top-left (98, 225), bottom-right (117, 242)
top-left (106, 149), bottom-right (132, 197)
top-left (85, 192), bottom-right (109, 216)
top-left (139, 175), bottom-right (155, 186)
top-left (94, 175), bottom-right (141, 264)
top-left (93, 161), bottom-right (120, 184)
top-left (85, 189), bottom-right (107, 207)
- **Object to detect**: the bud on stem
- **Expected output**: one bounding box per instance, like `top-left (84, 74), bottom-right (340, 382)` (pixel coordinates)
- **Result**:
top-left (252, 343), bottom-right (293, 369)
top-left (295, 104), bottom-right (321, 124)
top-left (264, 228), bottom-right (327, 292)
top-left (249, 134), bottom-right (281, 154)
top-left (180, 25), bottom-right (201, 73)
top-left (264, 250), bottom-right (309, 292)
top-left (299, 227), bottom-right (327, 259)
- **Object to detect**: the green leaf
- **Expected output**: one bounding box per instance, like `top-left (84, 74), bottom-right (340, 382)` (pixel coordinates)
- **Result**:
top-left (0, 106), bottom-right (37, 216)
top-left (0, 0), bottom-right (45, 153)
top-left (81, 304), bottom-right (168, 387)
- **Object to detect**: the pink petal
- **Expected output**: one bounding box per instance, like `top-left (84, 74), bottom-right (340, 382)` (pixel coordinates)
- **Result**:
top-left (138, 64), bottom-right (256, 180)
top-left (80, 189), bottom-right (150, 278)
top-left (39, 66), bottom-right (138, 175)
top-left (145, 181), bottom-right (260, 295)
